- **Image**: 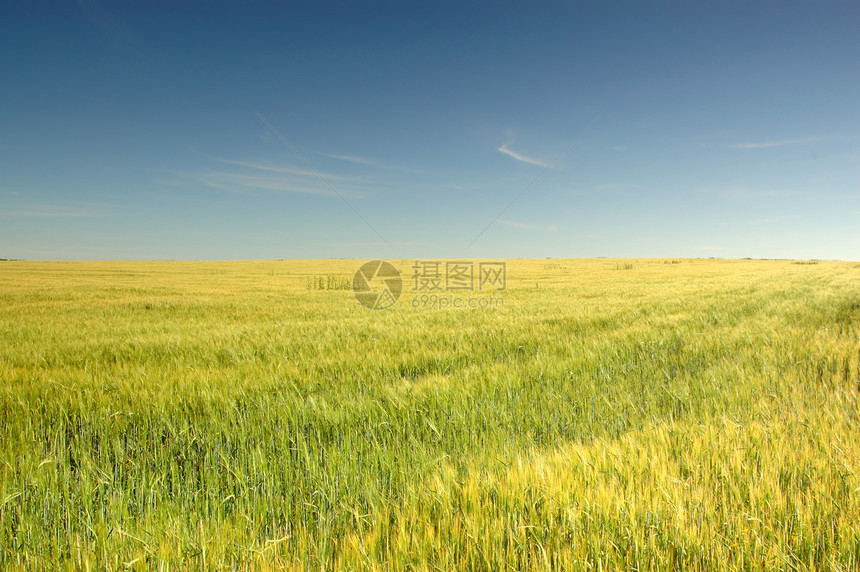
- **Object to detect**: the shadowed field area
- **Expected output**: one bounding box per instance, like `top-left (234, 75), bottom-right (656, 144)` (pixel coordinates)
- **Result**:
top-left (0, 258), bottom-right (858, 570)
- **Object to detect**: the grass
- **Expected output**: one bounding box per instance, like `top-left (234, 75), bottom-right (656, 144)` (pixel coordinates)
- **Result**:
top-left (0, 258), bottom-right (858, 570)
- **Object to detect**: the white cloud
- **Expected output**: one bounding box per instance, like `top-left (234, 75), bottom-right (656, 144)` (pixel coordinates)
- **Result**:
top-left (697, 187), bottom-right (810, 200)
top-left (321, 153), bottom-right (410, 172)
top-left (498, 219), bottom-right (558, 231)
top-left (324, 154), bottom-right (380, 167)
top-left (214, 158), bottom-right (350, 181)
top-left (195, 171), bottom-right (365, 198)
top-left (497, 144), bottom-right (550, 168)
top-left (180, 156), bottom-right (370, 198)
top-left (728, 140), bottom-right (798, 149)
top-left (726, 135), bottom-right (831, 149)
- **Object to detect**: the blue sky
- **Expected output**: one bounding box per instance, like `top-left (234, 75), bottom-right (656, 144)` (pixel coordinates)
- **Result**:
top-left (1, 0), bottom-right (858, 260)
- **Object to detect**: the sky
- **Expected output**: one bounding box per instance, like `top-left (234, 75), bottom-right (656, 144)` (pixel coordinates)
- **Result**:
top-left (1, 0), bottom-right (858, 261)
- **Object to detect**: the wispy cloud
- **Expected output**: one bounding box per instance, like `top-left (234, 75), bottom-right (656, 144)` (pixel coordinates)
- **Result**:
top-left (698, 187), bottom-right (810, 200)
top-left (728, 140), bottom-right (799, 149)
top-left (320, 152), bottom-right (415, 173)
top-left (325, 154), bottom-right (383, 168)
top-left (327, 154), bottom-right (374, 165)
top-left (180, 157), bottom-right (368, 198)
top-left (214, 158), bottom-right (352, 181)
top-left (194, 171), bottom-right (365, 198)
top-left (726, 135), bottom-right (829, 149)
top-left (498, 219), bottom-right (558, 231)
top-left (0, 205), bottom-right (106, 217)
top-left (497, 144), bottom-right (550, 167)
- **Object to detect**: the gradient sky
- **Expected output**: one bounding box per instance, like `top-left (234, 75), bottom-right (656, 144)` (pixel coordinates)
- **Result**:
top-left (1, 1), bottom-right (858, 260)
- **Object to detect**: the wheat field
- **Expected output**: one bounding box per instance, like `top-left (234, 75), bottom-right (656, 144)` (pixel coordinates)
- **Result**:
top-left (0, 258), bottom-right (858, 570)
